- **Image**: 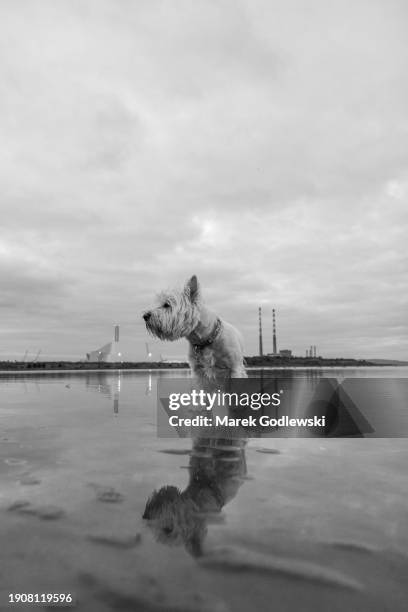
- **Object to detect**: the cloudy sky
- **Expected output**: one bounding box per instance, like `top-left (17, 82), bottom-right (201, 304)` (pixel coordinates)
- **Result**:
top-left (1, 0), bottom-right (407, 361)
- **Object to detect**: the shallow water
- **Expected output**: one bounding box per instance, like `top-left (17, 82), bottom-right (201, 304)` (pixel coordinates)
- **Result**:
top-left (1, 368), bottom-right (407, 611)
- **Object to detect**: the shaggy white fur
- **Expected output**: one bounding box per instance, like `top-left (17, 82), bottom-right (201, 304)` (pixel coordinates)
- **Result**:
top-left (143, 275), bottom-right (247, 385)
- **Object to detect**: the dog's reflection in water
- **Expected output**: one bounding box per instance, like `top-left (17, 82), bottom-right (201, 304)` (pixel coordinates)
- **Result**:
top-left (143, 436), bottom-right (247, 557)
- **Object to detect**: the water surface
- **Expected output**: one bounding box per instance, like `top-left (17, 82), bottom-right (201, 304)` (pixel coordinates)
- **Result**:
top-left (1, 368), bottom-right (407, 611)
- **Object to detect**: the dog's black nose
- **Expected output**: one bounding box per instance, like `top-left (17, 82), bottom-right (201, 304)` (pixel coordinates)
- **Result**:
top-left (143, 311), bottom-right (151, 321)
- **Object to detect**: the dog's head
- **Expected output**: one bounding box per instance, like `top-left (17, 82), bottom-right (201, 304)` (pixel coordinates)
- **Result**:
top-left (142, 275), bottom-right (202, 341)
top-left (143, 485), bottom-right (206, 556)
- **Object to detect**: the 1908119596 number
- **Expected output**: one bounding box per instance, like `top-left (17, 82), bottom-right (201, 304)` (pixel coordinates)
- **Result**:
top-left (9, 593), bottom-right (73, 605)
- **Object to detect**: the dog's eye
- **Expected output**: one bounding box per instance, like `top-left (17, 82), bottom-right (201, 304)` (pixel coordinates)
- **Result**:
top-left (163, 302), bottom-right (171, 309)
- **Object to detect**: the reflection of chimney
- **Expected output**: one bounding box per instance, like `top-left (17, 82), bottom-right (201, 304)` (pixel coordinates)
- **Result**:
top-left (114, 373), bottom-right (120, 414)
top-left (272, 309), bottom-right (277, 355)
top-left (258, 307), bottom-right (263, 356)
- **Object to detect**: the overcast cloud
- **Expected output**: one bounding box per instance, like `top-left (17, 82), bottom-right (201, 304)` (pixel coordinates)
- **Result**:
top-left (1, 0), bottom-right (407, 360)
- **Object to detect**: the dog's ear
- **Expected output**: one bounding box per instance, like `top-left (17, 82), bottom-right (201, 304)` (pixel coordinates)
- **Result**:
top-left (143, 486), bottom-right (181, 519)
top-left (185, 275), bottom-right (200, 303)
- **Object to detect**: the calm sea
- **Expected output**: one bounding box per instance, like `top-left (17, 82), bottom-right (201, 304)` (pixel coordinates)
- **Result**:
top-left (1, 367), bottom-right (407, 611)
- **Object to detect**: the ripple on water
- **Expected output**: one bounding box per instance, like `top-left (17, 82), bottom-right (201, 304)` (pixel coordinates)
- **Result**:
top-left (86, 533), bottom-right (142, 549)
top-left (77, 571), bottom-right (229, 612)
top-left (199, 545), bottom-right (363, 592)
top-left (19, 474), bottom-right (41, 485)
top-left (324, 540), bottom-right (381, 555)
top-left (5, 458), bottom-right (28, 466)
top-left (87, 483), bottom-right (124, 503)
top-left (7, 500), bottom-right (65, 520)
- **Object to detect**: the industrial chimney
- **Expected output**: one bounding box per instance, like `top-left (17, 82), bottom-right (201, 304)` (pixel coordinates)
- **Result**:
top-left (272, 309), bottom-right (277, 355)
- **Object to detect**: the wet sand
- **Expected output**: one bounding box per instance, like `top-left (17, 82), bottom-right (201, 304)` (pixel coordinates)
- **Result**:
top-left (0, 369), bottom-right (407, 611)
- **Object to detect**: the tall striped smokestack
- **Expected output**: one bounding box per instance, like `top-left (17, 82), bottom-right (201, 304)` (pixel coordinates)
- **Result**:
top-left (272, 309), bottom-right (277, 355)
top-left (258, 307), bottom-right (263, 357)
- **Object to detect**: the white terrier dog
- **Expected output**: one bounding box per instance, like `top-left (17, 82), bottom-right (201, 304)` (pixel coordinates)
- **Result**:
top-left (143, 275), bottom-right (247, 385)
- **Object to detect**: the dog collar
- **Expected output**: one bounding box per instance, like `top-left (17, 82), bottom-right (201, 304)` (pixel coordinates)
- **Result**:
top-left (191, 318), bottom-right (222, 352)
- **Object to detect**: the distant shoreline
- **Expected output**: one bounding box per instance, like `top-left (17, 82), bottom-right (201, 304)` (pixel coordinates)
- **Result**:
top-left (1, 356), bottom-right (407, 371)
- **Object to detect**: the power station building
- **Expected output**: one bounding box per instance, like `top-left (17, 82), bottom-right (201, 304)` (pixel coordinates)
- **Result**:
top-left (86, 325), bottom-right (123, 362)
top-left (86, 342), bottom-right (112, 362)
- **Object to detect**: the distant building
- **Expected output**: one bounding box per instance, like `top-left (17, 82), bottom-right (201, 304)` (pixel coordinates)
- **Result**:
top-left (279, 349), bottom-right (292, 358)
top-left (86, 342), bottom-right (112, 362)
top-left (160, 354), bottom-right (188, 364)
